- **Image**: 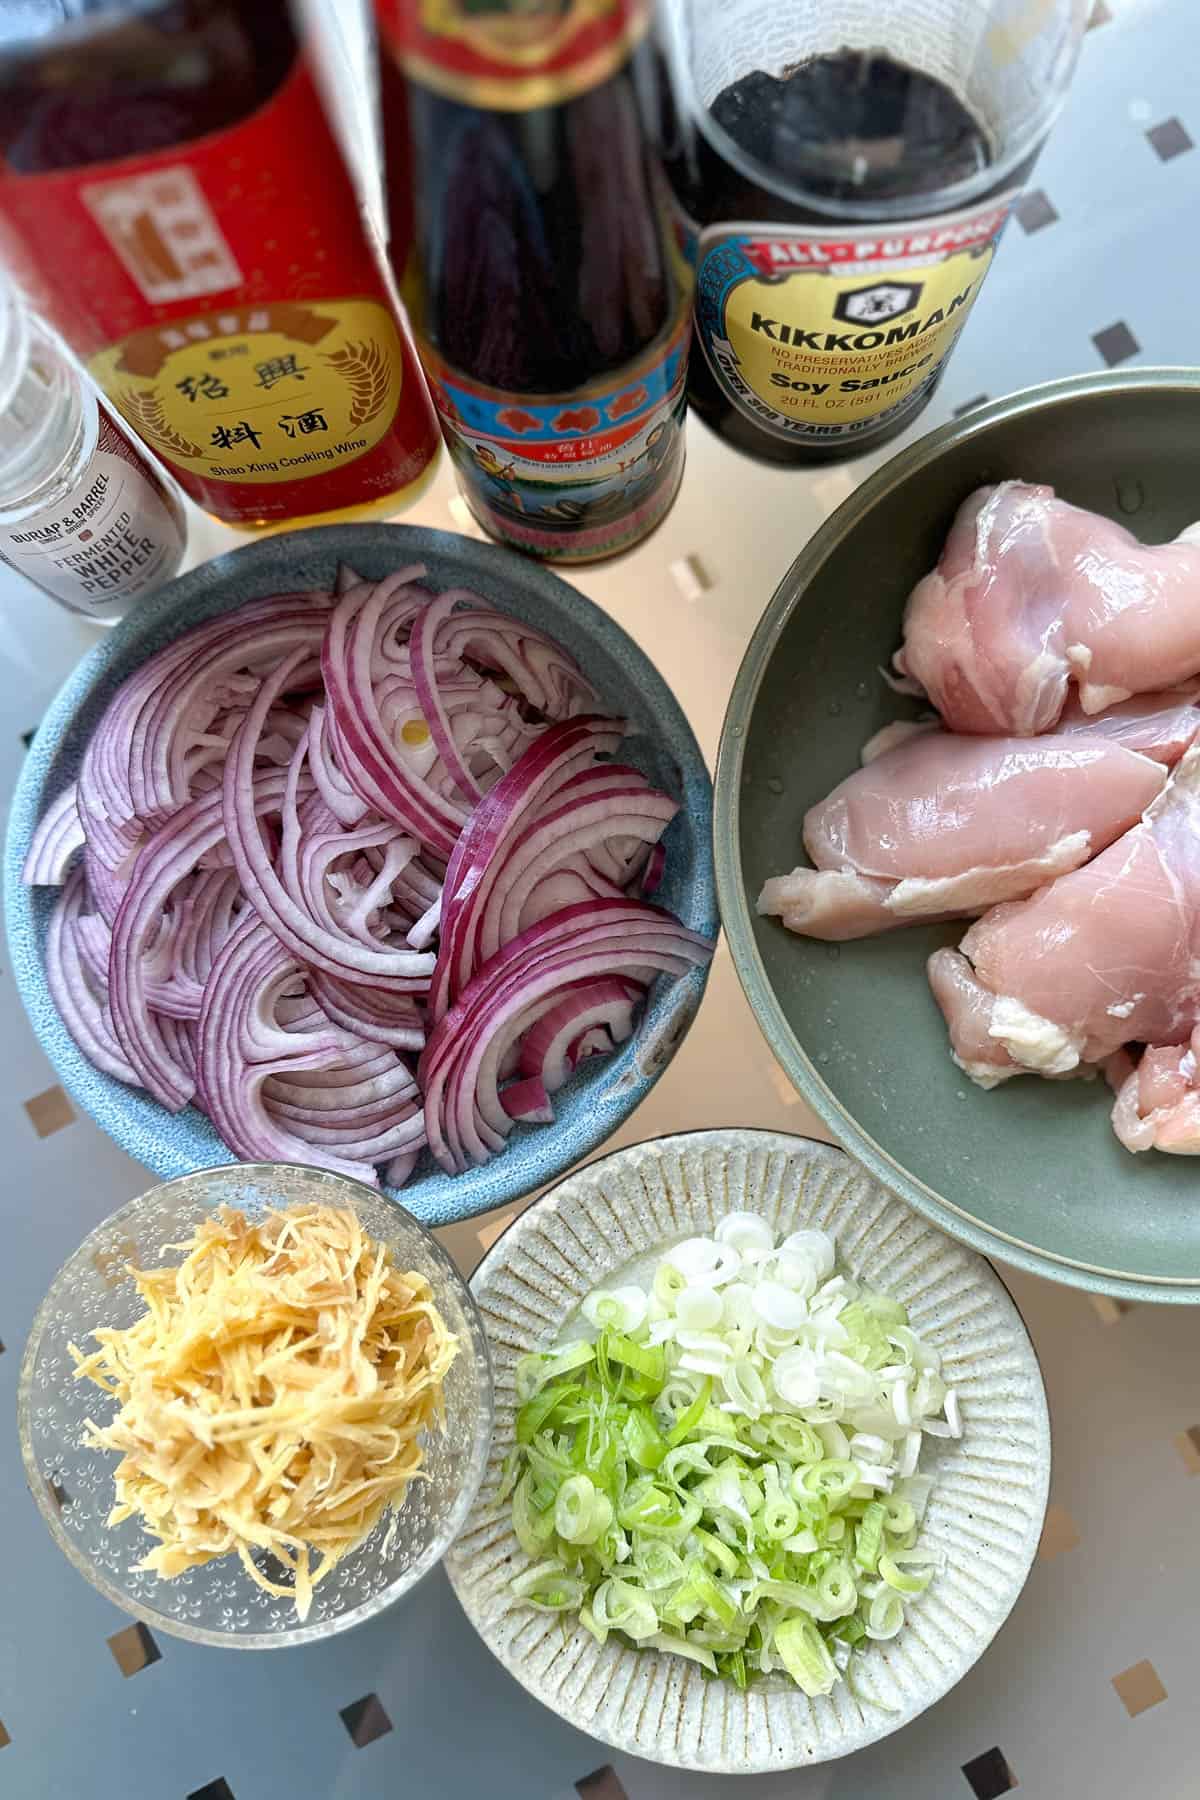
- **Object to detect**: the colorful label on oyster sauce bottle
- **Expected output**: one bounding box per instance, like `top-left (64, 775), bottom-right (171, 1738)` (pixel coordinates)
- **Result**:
top-left (418, 311), bottom-right (689, 562)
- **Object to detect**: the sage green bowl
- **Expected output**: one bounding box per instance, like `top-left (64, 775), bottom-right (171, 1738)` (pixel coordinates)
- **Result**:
top-left (715, 368), bottom-right (1200, 1305)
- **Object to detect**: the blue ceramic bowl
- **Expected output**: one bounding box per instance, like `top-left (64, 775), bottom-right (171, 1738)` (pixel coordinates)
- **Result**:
top-left (5, 524), bottom-right (715, 1227)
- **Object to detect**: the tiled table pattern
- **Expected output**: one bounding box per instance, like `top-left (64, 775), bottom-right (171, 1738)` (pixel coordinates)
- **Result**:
top-left (1, 3), bottom-right (1197, 1795)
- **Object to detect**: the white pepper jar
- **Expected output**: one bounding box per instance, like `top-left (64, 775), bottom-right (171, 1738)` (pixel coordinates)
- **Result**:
top-left (0, 288), bottom-right (186, 621)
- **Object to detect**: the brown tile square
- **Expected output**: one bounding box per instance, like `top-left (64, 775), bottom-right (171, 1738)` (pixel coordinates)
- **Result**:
top-left (1112, 1659), bottom-right (1167, 1717)
top-left (577, 1771), bottom-right (630, 1800)
top-left (477, 1209), bottom-right (518, 1254)
top-left (340, 1693), bottom-right (392, 1747)
top-left (0, 1720), bottom-right (9, 1749)
top-left (24, 1085), bottom-right (75, 1138)
top-left (962, 1747), bottom-right (1017, 1798)
top-left (1089, 1294), bottom-right (1132, 1325)
top-left (1173, 1426), bottom-right (1200, 1473)
top-left (1037, 1502), bottom-right (1081, 1560)
top-left (107, 1621), bottom-right (161, 1677)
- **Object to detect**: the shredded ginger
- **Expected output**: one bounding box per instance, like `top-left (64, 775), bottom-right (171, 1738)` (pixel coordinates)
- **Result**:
top-left (70, 1202), bottom-right (458, 1620)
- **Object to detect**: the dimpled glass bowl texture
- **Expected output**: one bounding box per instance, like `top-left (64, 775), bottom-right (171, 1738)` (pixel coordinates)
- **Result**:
top-left (4, 523), bottom-right (716, 1228)
top-left (18, 1163), bottom-right (494, 1648)
top-left (715, 369), bottom-right (1200, 1304)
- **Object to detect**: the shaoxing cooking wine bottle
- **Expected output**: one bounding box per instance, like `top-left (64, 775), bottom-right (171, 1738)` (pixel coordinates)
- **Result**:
top-left (0, 1), bottom-right (440, 529)
top-left (374, 0), bottom-right (694, 563)
top-left (666, 0), bottom-right (1088, 464)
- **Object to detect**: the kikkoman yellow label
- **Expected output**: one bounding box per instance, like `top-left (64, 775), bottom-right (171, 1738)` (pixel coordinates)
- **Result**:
top-left (89, 298), bottom-right (404, 485)
top-left (694, 197), bottom-right (1015, 446)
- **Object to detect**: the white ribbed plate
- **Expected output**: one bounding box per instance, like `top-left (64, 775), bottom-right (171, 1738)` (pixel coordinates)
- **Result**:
top-left (445, 1130), bottom-right (1050, 1773)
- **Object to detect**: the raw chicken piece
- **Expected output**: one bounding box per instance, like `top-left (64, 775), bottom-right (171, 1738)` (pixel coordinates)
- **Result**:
top-left (893, 482), bottom-right (1200, 734)
top-left (757, 722), bottom-right (1171, 942)
top-left (929, 746), bottom-right (1200, 1085)
top-left (1107, 1036), bottom-right (1200, 1154)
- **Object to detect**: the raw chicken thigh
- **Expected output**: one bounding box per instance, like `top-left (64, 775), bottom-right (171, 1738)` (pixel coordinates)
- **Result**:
top-left (894, 482), bottom-right (1200, 734)
top-left (1108, 1036), bottom-right (1200, 1154)
top-left (757, 694), bottom-right (1195, 941)
top-left (928, 746), bottom-right (1200, 1087)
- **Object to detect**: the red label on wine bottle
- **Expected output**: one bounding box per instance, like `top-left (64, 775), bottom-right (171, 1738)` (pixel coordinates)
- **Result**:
top-left (376, 0), bottom-right (650, 108)
top-left (0, 53), bottom-right (438, 525)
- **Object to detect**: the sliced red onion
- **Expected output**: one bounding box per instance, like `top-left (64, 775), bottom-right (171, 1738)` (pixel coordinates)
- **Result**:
top-left (129, 594), bottom-right (330, 823)
top-left (517, 977), bottom-right (643, 1093)
top-left (421, 899), bottom-right (712, 1172)
top-left (37, 573), bottom-right (709, 1194)
top-left (23, 783), bottom-right (85, 885)
top-left (223, 653), bottom-right (436, 986)
top-left (322, 569), bottom-right (467, 856)
top-left (500, 1075), bottom-right (555, 1124)
top-left (196, 917), bottom-right (425, 1183)
top-left (431, 716), bottom-right (625, 1019)
top-left (307, 702), bottom-right (369, 826)
top-left (433, 599), bottom-right (599, 719)
top-left (410, 589), bottom-right (489, 805)
top-left (45, 869), bottom-right (138, 1083)
top-left (108, 771), bottom-right (293, 1111)
top-left (639, 840), bottom-right (667, 897)
top-left (406, 891), bottom-right (442, 951)
top-left (309, 968), bottom-right (425, 1051)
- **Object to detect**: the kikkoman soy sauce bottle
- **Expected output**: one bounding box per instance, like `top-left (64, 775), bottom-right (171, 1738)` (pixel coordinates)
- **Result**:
top-left (664, 0), bottom-right (1088, 464)
top-left (0, 1), bottom-right (440, 529)
top-left (373, 0), bottom-right (694, 564)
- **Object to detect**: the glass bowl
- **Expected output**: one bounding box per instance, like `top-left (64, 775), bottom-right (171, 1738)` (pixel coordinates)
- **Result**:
top-left (18, 1163), bottom-right (494, 1649)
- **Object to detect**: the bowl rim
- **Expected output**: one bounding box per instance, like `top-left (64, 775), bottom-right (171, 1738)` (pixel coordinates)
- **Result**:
top-left (3, 521), bottom-right (715, 1228)
top-left (447, 1125), bottom-right (1052, 1771)
top-left (17, 1161), bottom-right (496, 1649)
top-left (714, 367), bottom-right (1200, 1306)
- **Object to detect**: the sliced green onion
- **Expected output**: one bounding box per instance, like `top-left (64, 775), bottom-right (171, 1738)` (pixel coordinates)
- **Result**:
top-left (644, 1632), bottom-right (717, 1673)
top-left (665, 1376), bottom-right (712, 1446)
top-left (866, 1591), bottom-right (905, 1640)
top-left (881, 1496), bottom-right (915, 1537)
top-left (654, 1262), bottom-right (687, 1308)
top-left (582, 1285), bottom-right (649, 1335)
top-left (605, 1332), bottom-right (665, 1384)
top-left (854, 1500), bottom-right (887, 1573)
top-left (512, 1471), bottom-right (558, 1557)
top-left (511, 1561), bottom-right (586, 1611)
top-left (624, 1406), bottom-right (668, 1472)
top-left (764, 1416), bottom-right (824, 1463)
top-left (514, 1340), bottom-right (595, 1403)
top-left (879, 1550), bottom-right (935, 1595)
top-left (799, 1459), bottom-right (859, 1504)
top-left (774, 1617), bottom-right (838, 1697)
top-left (592, 1576), bottom-right (659, 1640)
top-left (508, 1216), bottom-right (943, 1701)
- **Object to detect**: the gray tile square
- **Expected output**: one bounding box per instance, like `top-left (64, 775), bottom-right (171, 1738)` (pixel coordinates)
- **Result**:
top-left (1015, 189), bottom-right (1059, 233)
top-left (1093, 321), bottom-right (1140, 367)
top-left (1147, 117), bottom-right (1194, 161)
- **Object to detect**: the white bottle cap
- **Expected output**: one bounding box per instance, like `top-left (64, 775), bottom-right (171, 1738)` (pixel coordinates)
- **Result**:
top-left (0, 274), bottom-right (79, 505)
